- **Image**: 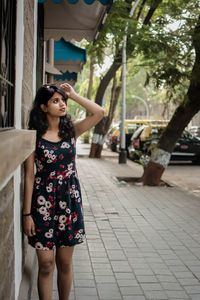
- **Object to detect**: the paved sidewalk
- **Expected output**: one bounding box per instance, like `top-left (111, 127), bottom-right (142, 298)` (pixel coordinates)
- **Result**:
top-left (31, 142), bottom-right (200, 300)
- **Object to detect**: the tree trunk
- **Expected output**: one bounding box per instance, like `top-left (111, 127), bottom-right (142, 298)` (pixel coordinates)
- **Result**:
top-left (142, 15), bottom-right (200, 186)
top-left (104, 75), bottom-right (122, 133)
top-left (84, 56), bottom-right (95, 144)
top-left (95, 54), bottom-right (122, 106)
top-left (87, 55), bottom-right (95, 100)
top-left (89, 75), bottom-right (121, 158)
top-left (89, 0), bottom-right (164, 159)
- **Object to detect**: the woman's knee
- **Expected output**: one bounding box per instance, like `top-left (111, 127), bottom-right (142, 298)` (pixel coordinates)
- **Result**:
top-left (39, 259), bottom-right (55, 276)
top-left (57, 260), bottom-right (72, 274)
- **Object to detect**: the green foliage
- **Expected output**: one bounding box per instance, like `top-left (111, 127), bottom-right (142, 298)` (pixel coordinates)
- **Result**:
top-left (77, 0), bottom-right (200, 123)
top-left (130, 0), bottom-right (200, 103)
top-left (88, 0), bottom-right (138, 64)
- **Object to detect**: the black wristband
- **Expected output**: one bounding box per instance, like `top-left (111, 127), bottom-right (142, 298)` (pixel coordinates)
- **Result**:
top-left (22, 212), bottom-right (32, 217)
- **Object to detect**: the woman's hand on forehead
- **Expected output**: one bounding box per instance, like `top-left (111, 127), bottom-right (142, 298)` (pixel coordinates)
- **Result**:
top-left (60, 83), bottom-right (76, 99)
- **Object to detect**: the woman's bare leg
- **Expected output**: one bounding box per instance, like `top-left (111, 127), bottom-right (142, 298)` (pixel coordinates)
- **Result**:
top-left (56, 246), bottom-right (74, 300)
top-left (36, 249), bottom-right (55, 300)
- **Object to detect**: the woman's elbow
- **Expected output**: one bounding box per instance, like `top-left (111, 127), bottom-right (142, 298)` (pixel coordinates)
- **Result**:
top-left (98, 107), bottom-right (105, 120)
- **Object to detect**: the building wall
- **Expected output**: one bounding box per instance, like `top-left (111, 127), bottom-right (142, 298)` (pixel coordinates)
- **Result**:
top-left (17, 0), bottom-right (38, 299)
top-left (0, 1), bottom-right (37, 299)
top-left (14, 1), bottom-right (24, 298)
top-left (22, 0), bottom-right (36, 128)
top-left (0, 179), bottom-right (15, 300)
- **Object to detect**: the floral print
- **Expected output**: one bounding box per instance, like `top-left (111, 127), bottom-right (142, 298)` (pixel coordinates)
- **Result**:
top-left (28, 137), bottom-right (85, 250)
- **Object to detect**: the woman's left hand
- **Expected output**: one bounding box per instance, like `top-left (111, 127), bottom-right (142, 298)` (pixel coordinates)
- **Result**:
top-left (60, 83), bottom-right (77, 99)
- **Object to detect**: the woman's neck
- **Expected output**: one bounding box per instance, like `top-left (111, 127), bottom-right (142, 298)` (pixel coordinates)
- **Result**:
top-left (47, 116), bottom-right (60, 132)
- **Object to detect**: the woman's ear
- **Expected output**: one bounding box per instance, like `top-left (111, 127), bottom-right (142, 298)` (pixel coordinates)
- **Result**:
top-left (40, 104), bottom-right (47, 112)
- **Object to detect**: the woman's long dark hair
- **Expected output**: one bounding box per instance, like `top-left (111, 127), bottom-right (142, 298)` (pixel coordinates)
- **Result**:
top-left (28, 84), bottom-right (75, 139)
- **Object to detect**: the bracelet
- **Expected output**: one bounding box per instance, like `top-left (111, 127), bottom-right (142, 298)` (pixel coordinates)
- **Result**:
top-left (22, 212), bottom-right (32, 217)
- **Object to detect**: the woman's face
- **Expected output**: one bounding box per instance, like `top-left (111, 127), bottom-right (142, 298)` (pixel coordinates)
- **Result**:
top-left (41, 92), bottom-right (67, 117)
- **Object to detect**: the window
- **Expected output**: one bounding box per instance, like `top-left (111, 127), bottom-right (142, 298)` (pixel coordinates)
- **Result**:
top-left (0, 0), bottom-right (16, 129)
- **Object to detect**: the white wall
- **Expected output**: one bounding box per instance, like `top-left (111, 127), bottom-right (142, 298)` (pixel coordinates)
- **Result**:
top-left (14, 1), bottom-right (38, 299)
top-left (33, 0), bottom-right (38, 95)
top-left (14, 1), bottom-right (24, 299)
top-left (14, 1), bottom-right (24, 130)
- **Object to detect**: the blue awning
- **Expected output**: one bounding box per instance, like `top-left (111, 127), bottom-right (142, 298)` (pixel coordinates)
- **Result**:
top-left (38, 0), bottom-right (110, 4)
top-left (54, 39), bottom-right (86, 73)
top-left (54, 71), bottom-right (77, 82)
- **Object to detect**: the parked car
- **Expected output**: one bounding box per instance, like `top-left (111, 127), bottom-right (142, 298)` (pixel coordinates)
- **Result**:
top-left (107, 119), bottom-right (169, 154)
top-left (107, 120), bottom-right (140, 153)
top-left (128, 124), bottom-right (200, 164)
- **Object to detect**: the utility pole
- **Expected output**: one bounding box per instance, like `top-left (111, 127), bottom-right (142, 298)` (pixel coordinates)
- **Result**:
top-left (119, 0), bottom-right (141, 163)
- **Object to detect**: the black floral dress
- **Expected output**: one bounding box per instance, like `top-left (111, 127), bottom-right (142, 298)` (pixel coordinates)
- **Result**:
top-left (28, 137), bottom-right (85, 250)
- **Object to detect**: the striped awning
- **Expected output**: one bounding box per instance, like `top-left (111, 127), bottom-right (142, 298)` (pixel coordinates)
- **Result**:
top-left (38, 0), bottom-right (110, 4)
top-left (54, 71), bottom-right (78, 86)
top-left (38, 0), bottom-right (112, 41)
top-left (54, 39), bottom-right (86, 73)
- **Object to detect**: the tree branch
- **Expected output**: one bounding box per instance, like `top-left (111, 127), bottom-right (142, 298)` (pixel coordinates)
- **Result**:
top-left (136, 0), bottom-right (147, 21)
top-left (143, 0), bottom-right (163, 25)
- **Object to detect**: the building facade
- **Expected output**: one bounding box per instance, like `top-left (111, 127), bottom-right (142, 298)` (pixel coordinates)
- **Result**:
top-left (0, 0), bottom-right (111, 299)
top-left (0, 1), bottom-right (37, 299)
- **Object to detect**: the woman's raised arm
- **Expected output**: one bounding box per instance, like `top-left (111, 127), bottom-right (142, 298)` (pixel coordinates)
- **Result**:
top-left (60, 83), bottom-right (105, 137)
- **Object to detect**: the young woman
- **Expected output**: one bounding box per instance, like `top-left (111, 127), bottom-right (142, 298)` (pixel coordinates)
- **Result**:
top-left (23, 83), bottom-right (104, 300)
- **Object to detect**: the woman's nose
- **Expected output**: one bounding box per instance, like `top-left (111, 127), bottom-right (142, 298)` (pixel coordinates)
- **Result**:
top-left (59, 100), bottom-right (66, 107)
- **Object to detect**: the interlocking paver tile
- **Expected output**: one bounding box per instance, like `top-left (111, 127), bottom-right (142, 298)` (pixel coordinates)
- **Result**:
top-left (75, 287), bottom-right (98, 296)
top-left (76, 296), bottom-right (99, 300)
top-left (97, 283), bottom-right (122, 299)
top-left (123, 296), bottom-right (146, 300)
top-left (107, 250), bottom-right (127, 260)
top-left (161, 282), bottom-right (183, 291)
top-left (136, 275), bottom-right (158, 283)
top-left (184, 285), bottom-right (200, 294)
top-left (115, 272), bottom-right (136, 280)
top-left (117, 279), bottom-right (139, 287)
top-left (111, 261), bottom-right (132, 272)
top-left (95, 275), bottom-right (117, 283)
top-left (74, 278), bottom-right (96, 287)
top-left (141, 283), bottom-right (163, 291)
top-left (166, 290), bottom-right (190, 298)
top-left (143, 290), bottom-right (168, 299)
top-left (120, 286), bottom-right (144, 296)
top-left (177, 277), bottom-right (200, 285)
top-left (190, 295), bottom-right (200, 300)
